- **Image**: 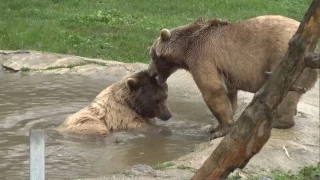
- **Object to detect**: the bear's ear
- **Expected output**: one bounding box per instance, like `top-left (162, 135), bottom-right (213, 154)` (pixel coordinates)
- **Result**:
top-left (126, 78), bottom-right (140, 89)
top-left (160, 29), bottom-right (171, 41)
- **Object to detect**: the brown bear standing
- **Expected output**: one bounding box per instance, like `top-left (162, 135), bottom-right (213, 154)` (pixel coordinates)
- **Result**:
top-left (58, 70), bottom-right (172, 140)
top-left (148, 15), bottom-right (318, 140)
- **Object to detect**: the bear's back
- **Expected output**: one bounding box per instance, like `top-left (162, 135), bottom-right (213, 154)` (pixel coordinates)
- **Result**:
top-left (199, 15), bottom-right (299, 92)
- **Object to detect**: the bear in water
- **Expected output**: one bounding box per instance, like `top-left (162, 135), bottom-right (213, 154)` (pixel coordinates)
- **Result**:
top-left (58, 70), bottom-right (172, 140)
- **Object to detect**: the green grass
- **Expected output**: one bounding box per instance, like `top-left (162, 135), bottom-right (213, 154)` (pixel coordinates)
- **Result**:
top-left (0, 0), bottom-right (313, 63)
top-left (45, 65), bottom-right (66, 70)
top-left (152, 162), bottom-right (175, 170)
top-left (20, 67), bottom-right (31, 72)
top-left (227, 163), bottom-right (320, 180)
top-left (176, 165), bottom-right (194, 170)
top-left (271, 164), bottom-right (320, 180)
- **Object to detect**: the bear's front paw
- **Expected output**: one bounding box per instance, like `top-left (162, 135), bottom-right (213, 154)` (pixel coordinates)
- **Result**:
top-left (209, 125), bottom-right (231, 141)
top-left (207, 125), bottom-right (220, 134)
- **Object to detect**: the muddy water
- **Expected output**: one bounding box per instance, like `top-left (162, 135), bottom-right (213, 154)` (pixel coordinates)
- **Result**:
top-left (0, 71), bottom-right (214, 180)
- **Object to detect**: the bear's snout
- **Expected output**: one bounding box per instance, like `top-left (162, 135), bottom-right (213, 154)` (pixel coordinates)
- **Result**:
top-left (148, 61), bottom-right (158, 77)
top-left (159, 113), bottom-right (172, 121)
top-left (157, 106), bottom-right (172, 121)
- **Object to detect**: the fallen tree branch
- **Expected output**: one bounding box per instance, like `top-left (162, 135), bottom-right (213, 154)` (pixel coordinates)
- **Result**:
top-left (305, 52), bottom-right (320, 68)
top-left (265, 72), bottom-right (307, 94)
top-left (290, 85), bottom-right (307, 94)
top-left (191, 0), bottom-right (320, 179)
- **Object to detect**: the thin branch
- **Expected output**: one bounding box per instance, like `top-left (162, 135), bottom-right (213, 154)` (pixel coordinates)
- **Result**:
top-left (265, 71), bottom-right (272, 76)
top-left (282, 146), bottom-right (293, 160)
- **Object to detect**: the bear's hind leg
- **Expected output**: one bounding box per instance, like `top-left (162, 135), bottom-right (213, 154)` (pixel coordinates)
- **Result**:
top-left (272, 91), bottom-right (299, 129)
top-left (272, 68), bottom-right (318, 129)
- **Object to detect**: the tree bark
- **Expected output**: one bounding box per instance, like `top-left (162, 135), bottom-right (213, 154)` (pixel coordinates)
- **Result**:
top-left (191, 0), bottom-right (320, 179)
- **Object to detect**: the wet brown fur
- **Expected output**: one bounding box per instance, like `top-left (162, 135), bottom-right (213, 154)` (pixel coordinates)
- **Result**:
top-left (149, 15), bottom-right (318, 133)
top-left (57, 70), bottom-right (171, 139)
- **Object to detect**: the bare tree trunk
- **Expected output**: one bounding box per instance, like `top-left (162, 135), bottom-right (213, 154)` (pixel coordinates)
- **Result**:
top-left (191, 0), bottom-right (320, 179)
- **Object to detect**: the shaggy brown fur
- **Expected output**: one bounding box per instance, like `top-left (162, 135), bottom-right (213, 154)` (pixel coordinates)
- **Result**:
top-left (148, 15), bottom-right (318, 140)
top-left (57, 70), bottom-right (172, 139)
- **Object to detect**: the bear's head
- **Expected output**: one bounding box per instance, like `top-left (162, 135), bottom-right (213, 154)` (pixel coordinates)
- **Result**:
top-left (148, 19), bottom-right (229, 85)
top-left (148, 28), bottom-right (186, 86)
top-left (125, 70), bottom-right (172, 121)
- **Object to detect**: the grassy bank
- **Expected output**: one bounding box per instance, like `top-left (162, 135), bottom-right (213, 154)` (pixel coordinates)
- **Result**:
top-left (269, 163), bottom-right (320, 180)
top-left (0, 0), bottom-right (312, 63)
top-left (249, 163), bottom-right (320, 180)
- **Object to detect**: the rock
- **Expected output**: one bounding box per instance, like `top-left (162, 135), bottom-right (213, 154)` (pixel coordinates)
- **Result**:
top-left (131, 164), bottom-right (157, 177)
top-left (259, 177), bottom-right (273, 180)
top-left (2, 50), bottom-right (87, 71)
